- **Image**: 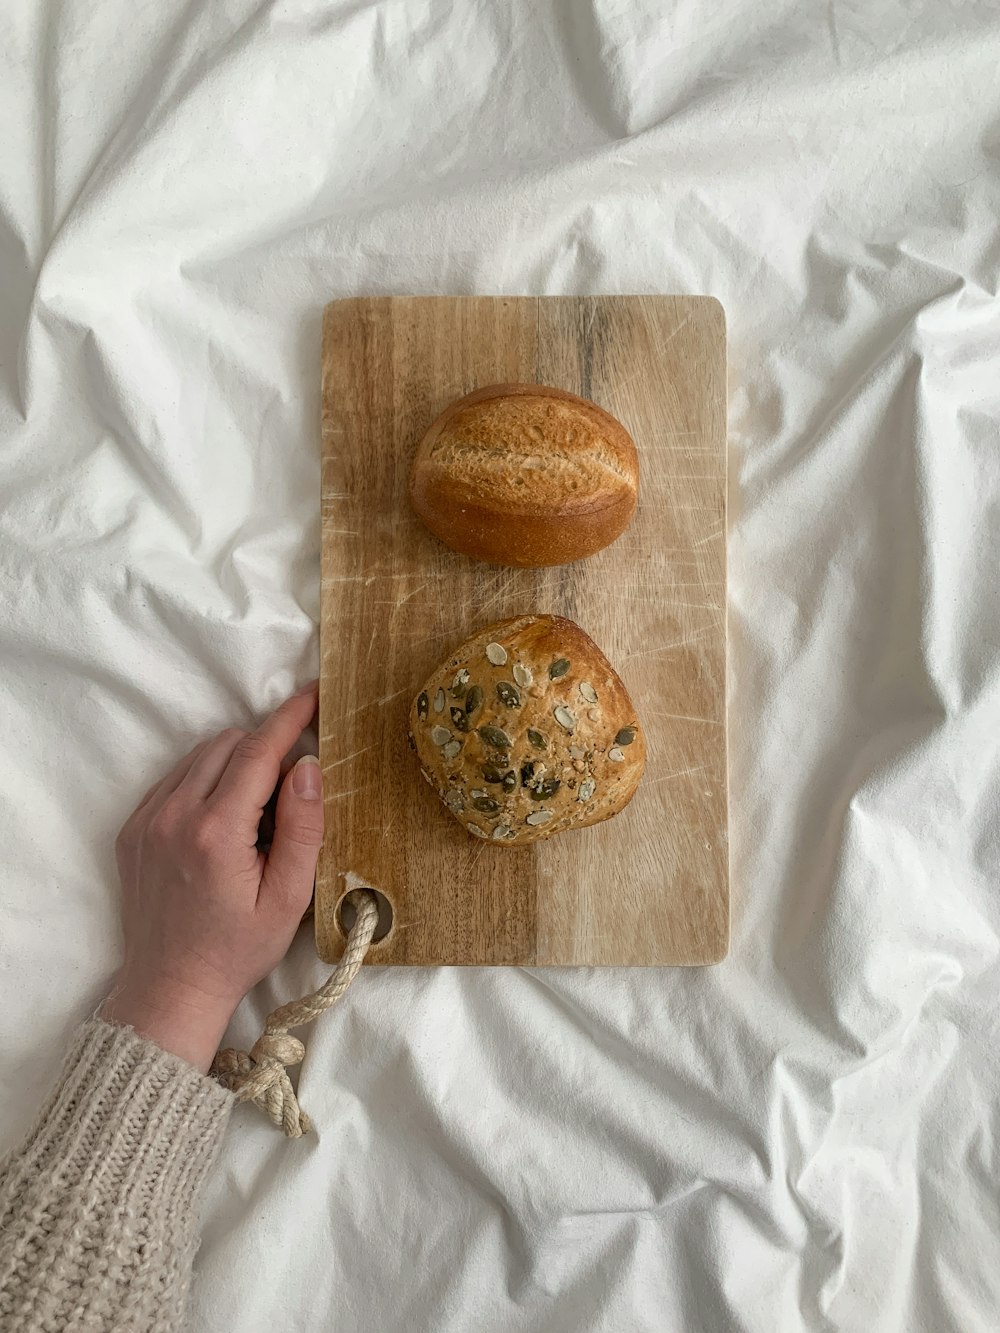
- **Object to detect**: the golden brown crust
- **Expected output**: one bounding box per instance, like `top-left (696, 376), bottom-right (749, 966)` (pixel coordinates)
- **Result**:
top-left (409, 614), bottom-right (646, 845)
top-left (409, 384), bottom-right (639, 567)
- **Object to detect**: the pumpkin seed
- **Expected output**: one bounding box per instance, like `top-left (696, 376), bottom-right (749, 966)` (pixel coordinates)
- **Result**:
top-left (554, 706), bottom-right (575, 732)
top-left (496, 681), bottom-right (521, 708)
top-left (549, 658), bottom-right (570, 679)
top-left (579, 682), bottom-right (598, 704)
top-left (473, 796), bottom-right (500, 813)
top-left (520, 762), bottom-right (537, 787)
top-left (465, 684), bottom-right (484, 714)
top-left (526, 809), bottom-right (554, 826)
top-left (615, 726), bottom-right (637, 747)
top-left (486, 642), bottom-right (508, 665)
top-left (417, 691), bottom-right (429, 719)
top-left (431, 725), bottom-right (451, 746)
top-left (531, 778), bottom-right (561, 801)
top-left (578, 779), bottom-right (596, 802)
top-left (470, 788), bottom-right (487, 800)
top-left (608, 747), bottom-right (625, 762)
top-left (478, 725), bottom-right (512, 750)
top-left (468, 824), bottom-right (488, 839)
top-left (502, 770), bottom-right (517, 793)
top-left (442, 740), bottom-right (462, 760)
top-left (527, 729), bottom-right (548, 751)
top-left (450, 707), bottom-right (470, 733)
top-left (433, 689), bottom-right (446, 713)
top-left (513, 663), bottom-right (533, 688)
top-left (482, 766), bottom-right (506, 784)
top-left (452, 669), bottom-right (470, 695)
top-left (492, 824), bottom-right (514, 841)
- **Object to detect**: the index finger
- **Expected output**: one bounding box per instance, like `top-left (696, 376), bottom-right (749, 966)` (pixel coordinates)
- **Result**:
top-left (209, 683), bottom-right (318, 817)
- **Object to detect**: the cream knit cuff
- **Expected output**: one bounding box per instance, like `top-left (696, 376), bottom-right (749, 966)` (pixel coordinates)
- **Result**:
top-left (0, 1019), bottom-right (233, 1332)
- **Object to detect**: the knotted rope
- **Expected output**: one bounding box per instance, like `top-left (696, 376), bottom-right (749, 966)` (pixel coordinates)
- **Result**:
top-left (213, 889), bottom-right (378, 1138)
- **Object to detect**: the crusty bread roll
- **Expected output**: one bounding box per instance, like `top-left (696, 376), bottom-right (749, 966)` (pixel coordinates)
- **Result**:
top-left (409, 384), bottom-right (639, 567)
top-left (409, 614), bottom-right (645, 845)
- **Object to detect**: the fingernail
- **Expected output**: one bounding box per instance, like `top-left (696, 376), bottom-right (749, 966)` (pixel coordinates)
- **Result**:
top-left (294, 679), bottom-right (319, 697)
top-left (292, 754), bottom-right (322, 800)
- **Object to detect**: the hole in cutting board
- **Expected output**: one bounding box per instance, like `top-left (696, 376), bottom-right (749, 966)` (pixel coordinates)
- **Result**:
top-left (337, 888), bottom-right (394, 943)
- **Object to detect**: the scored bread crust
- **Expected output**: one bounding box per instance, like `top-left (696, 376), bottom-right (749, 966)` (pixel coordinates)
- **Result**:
top-left (409, 384), bottom-right (639, 567)
top-left (409, 614), bottom-right (646, 845)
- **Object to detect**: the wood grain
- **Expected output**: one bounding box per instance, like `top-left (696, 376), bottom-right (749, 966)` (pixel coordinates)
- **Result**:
top-left (317, 296), bottom-right (728, 966)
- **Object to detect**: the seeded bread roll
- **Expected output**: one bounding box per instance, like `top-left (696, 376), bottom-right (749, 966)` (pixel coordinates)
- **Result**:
top-left (409, 614), bottom-right (645, 845)
top-left (409, 384), bottom-right (639, 567)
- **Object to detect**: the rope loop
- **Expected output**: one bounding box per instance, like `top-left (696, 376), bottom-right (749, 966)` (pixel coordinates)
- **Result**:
top-left (213, 889), bottom-right (378, 1137)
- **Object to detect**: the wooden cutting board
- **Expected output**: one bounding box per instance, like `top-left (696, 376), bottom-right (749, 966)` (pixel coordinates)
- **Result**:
top-left (316, 296), bottom-right (728, 966)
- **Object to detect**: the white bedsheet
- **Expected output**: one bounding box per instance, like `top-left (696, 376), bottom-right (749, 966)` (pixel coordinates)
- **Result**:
top-left (2, 3), bottom-right (998, 1329)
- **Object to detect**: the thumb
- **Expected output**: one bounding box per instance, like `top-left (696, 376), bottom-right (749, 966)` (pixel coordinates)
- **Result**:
top-left (260, 755), bottom-right (324, 916)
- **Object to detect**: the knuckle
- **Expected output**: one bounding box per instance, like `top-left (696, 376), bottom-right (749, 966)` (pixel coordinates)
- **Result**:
top-left (191, 810), bottom-right (225, 856)
top-left (233, 733), bottom-right (272, 766)
top-left (279, 821), bottom-right (324, 851)
top-left (219, 726), bottom-right (246, 747)
top-left (146, 806), bottom-right (179, 846)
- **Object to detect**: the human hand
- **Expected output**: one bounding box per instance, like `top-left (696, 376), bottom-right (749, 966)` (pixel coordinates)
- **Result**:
top-left (102, 683), bottom-right (324, 1072)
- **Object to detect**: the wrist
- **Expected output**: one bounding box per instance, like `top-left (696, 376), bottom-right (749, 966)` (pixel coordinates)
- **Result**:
top-left (102, 973), bottom-right (239, 1074)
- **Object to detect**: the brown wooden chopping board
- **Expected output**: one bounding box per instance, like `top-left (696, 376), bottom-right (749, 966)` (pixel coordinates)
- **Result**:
top-left (316, 296), bottom-right (728, 966)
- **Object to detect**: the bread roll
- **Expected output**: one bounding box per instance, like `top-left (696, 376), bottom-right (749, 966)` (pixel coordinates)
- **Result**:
top-left (409, 614), bottom-right (645, 845)
top-left (409, 384), bottom-right (639, 567)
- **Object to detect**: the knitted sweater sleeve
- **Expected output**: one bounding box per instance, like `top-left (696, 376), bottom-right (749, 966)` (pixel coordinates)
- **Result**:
top-left (0, 1018), bottom-right (233, 1333)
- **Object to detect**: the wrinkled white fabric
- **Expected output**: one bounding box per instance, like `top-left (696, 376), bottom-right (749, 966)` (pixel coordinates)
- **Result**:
top-left (1, 3), bottom-right (998, 1330)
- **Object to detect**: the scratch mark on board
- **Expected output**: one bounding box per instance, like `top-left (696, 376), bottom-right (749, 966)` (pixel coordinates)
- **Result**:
top-left (644, 711), bottom-right (722, 727)
top-left (624, 626), bottom-right (715, 659)
top-left (692, 526), bottom-right (724, 548)
top-left (322, 744), bottom-right (374, 771)
top-left (646, 764), bottom-right (708, 786)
